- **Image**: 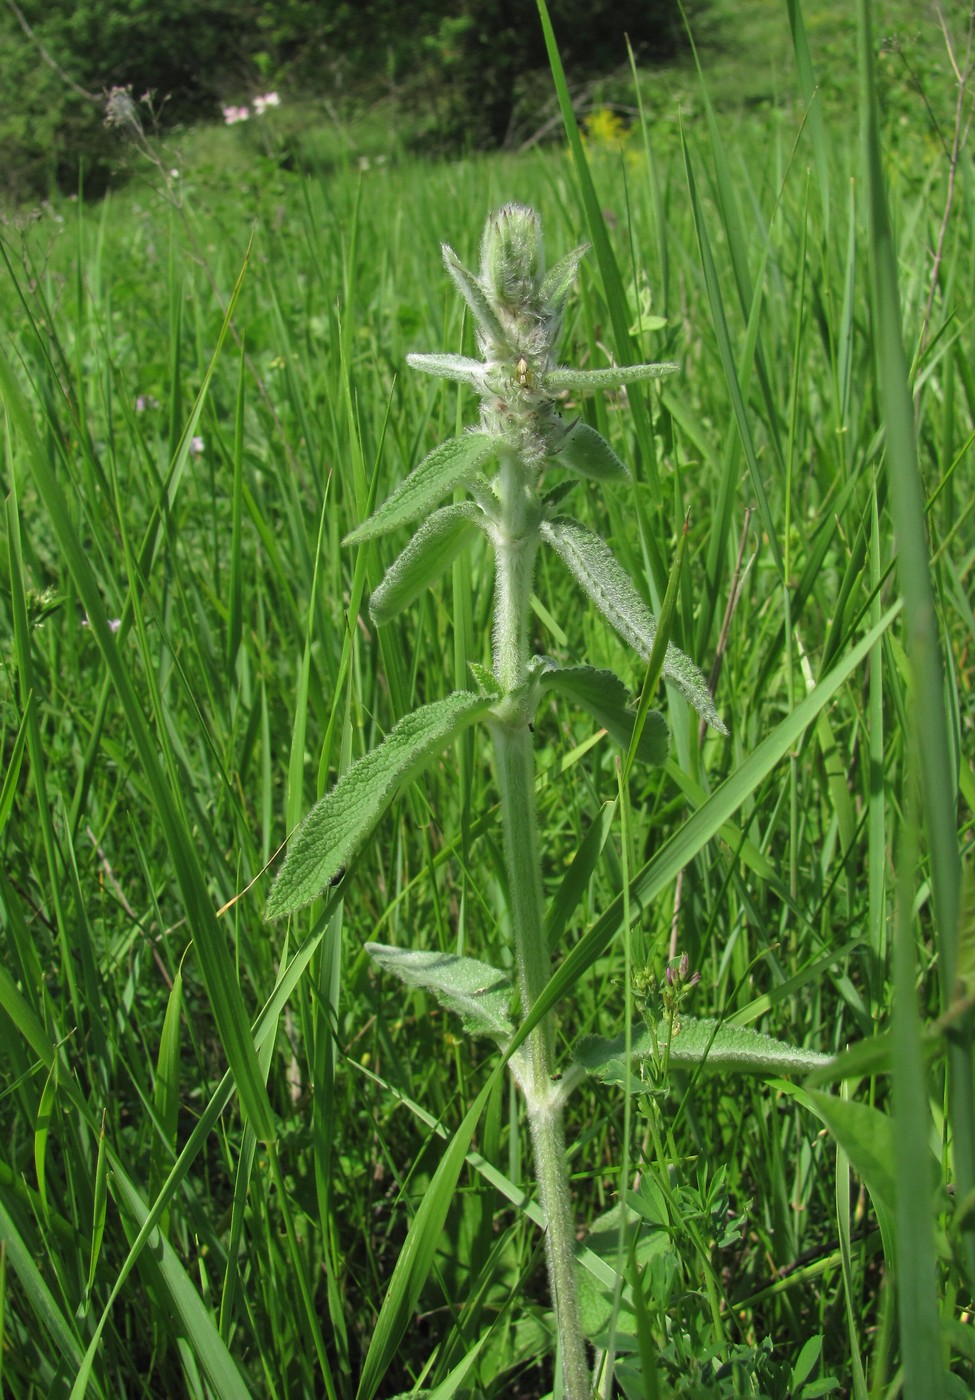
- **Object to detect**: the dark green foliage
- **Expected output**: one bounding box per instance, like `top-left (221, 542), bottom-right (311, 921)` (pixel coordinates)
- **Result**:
top-left (0, 0), bottom-right (696, 200)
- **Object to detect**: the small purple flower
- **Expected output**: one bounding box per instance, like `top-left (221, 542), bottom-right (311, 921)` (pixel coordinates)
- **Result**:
top-left (665, 953), bottom-right (701, 990)
top-left (189, 435), bottom-right (205, 456)
top-left (222, 104), bottom-right (250, 125)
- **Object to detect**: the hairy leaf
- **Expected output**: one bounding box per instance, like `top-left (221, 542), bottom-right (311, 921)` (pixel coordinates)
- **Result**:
top-left (543, 362), bottom-right (678, 393)
top-left (405, 352), bottom-right (486, 387)
top-left (536, 662), bottom-right (668, 765)
top-left (370, 504), bottom-right (485, 625)
top-left (539, 242), bottom-right (590, 315)
top-left (366, 943), bottom-right (514, 1042)
top-left (468, 661), bottom-right (502, 698)
top-left (267, 693), bottom-right (492, 918)
top-left (441, 246), bottom-right (507, 344)
top-left (552, 421), bottom-right (630, 481)
top-left (575, 1017), bottom-right (831, 1088)
top-left (344, 434), bottom-right (495, 544)
top-left (541, 516), bottom-right (727, 733)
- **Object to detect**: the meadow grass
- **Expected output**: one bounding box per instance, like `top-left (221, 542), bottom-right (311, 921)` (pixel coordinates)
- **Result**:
top-left (1, 1), bottom-right (973, 1395)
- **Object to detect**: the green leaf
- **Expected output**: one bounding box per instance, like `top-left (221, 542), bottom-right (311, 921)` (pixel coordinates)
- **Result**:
top-left (552, 421), bottom-right (630, 481)
top-left (575, 1017), bottom-right (831, 1088)
top-left (0, 694), bottom-right (30, 840)
top-left (86, 1112), bottom-right (109, 1302)
top-left (441, 245), bottom-right (507, 345)
top-left (405, 352), bottom-right (485, 387)
top-left (355, 1078), bottom-right (496, 1400)
top-left (344, 434), bottom-right (496, 544)
top-left (0, 273), bottom-right (276, 1145)
top-left (149, 965), bottom-right (184, 1230)
top-left (536, 662), bottom-right (668, 765)
top-left (110, 1167), bottom-right (252, 1400)
top-left (545, 800), bottom-right (618, 954)
top-left (365, 943), bottom-right (515, 1043)
top-left (0, 1197), bottom-right (98, 1392)
top-left (370, 504), bottom-right (485, 625)
top-left (468, 661), bottom-right (502, 698)
top-left (266, 693), bottom-right (492, 918)
top-left (539, 242), bottom-right (590, 314)
top-left (543, 362), bottom-right (678, 393)
top-left (781, 1084), bottom-right (906, 1264)
top-left (541, 516), bottom-right (727, 733)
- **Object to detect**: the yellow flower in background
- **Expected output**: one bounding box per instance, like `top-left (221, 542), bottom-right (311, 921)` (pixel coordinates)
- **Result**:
top-left (582, 106), bottom-right (630, 154)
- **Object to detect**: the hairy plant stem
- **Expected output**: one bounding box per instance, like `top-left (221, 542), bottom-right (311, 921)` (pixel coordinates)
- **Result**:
top-left (489, 449), bottom-right (591, 1398)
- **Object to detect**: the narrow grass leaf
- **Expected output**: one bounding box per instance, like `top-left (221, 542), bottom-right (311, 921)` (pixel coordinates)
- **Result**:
top-left (365, 944), bottom-right (515, 1042)
top-left (110, 1168), bottom-right (252, 1400)
top-left (536, 0), bottom-right (666, 524)
top-left (344, 433), bottom-right (495, 543)
top-left (787, 1085), bottom-right (901, 1267)
top-left (0, 309), bottom-right (276, 1145)
top-left (33, 1062), bottom-right (57, 1220)
top-left (544, 799), bottom-right (618, 954)
top-left (680, 130), bottom-right (784, 579)
top-left (72, 908), bottom-right (341, 1399)
top-left (859, 0), bottom-right (973, 1309)
top-left (370, 504), bottom-right (485, 625)
top-left (149, 966), bottom-right (184, 1229)
top-left (0, 696), bottom-right (30, 840)
top-left (267, 693), bottom-right (493, 918)
top-left (85, 1111), bottom-right (109, 1302)
top-left (0, 1197), bottom-right (99, 1392)
top-left (355, 1078), bottom-right (495, 1400)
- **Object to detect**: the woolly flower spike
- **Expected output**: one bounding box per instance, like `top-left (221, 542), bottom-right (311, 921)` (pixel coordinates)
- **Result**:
top-left (407, 202), bottom-right (678, 476)
top-left (355, 204), bottom-right (726, 734)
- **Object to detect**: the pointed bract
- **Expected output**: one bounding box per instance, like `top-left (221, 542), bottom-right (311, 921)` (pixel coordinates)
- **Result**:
top-left (543, 362), bottom-right (679, 393)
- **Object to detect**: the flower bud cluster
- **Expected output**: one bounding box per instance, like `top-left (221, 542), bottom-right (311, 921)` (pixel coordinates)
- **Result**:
top-left (450, 204), bottom-right (583, 472)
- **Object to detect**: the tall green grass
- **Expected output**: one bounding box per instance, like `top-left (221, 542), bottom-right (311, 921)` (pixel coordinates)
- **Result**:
top-left (0, 0), bottom-right (972, 1394)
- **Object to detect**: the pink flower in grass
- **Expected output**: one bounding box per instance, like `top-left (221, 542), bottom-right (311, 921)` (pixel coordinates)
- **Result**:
top-left (222, 104), bottom-right (250, 125)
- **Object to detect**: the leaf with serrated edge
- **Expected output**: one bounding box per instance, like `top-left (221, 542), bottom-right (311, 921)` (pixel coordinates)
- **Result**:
top-left (553, 421), bottom-right (630, 481)
top-left (266, 693), bottom-right (492, 918)
top-left (541, 516), bottom-right (727, 733)
top-left (537, 663), bottom-right (668, 765)
top-left (468, 661), bottom-right (502, 698)
top-left (544, 362), bottom-right (679, 393)
top-left (575, 1017), bottom-right (830, 1089)
top-left (366, 943), bottom-right (514, 1041)
top-left (371, 504), bottom-right (485, 625)
top-left (344, 434), bottom-right (495, 544)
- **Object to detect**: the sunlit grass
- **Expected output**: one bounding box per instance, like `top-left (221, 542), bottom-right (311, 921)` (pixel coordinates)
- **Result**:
top-left (0, 1), bottom-right (973, 1395)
